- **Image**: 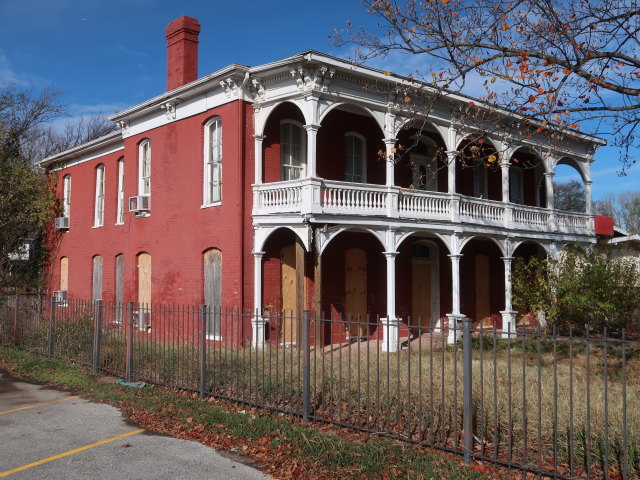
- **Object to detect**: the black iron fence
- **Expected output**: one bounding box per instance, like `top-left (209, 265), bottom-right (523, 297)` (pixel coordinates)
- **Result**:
top-left (1, 295), bottom-right (638, 480)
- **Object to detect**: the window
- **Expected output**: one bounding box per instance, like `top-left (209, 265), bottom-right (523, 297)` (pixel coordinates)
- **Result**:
top-left (280, 121), bottom-right (305, 180)
top-left (138, 140), bottom-right (151, 196)
top-left (116, 159), bottom-right (125, 224)
top-left (410, 139), bottom-right (437, 191)
top-left (473, 162), bottom-right (488, 199)
top-left (203, 249), bottom-right (222, 338)
top-left (92, 255), bottom-right (103, 301)
top-left (62, 175), bottom-right (71, 218)
top-left (203, 117), bottom-right (222, 205)
top-left (510, 167), bottom-right (524, 204)
top-left (94, 165), bottom-right (105, 227)
top-left (344, 133), bottom-right (366, 183)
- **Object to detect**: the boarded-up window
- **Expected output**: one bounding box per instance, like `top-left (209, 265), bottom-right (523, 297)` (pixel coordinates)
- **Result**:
top-left (203, 249), bottom-right (222, 337)
top-left (137, 252), bottom-right (152, 330)
top-left (92, 255), bottom-right (103, 301)
top-left (115, 254), bottom-right (124, 323)
top-left (60, 257), bottom-right (69, 291)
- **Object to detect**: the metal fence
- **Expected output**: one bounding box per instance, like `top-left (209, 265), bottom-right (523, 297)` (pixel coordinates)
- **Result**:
top-left (1, 295), bottom-right (638, 480)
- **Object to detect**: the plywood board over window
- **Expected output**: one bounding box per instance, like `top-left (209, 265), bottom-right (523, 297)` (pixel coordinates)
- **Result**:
top-left (137, 253), bottom-right (152, 306)
top-left (92, 255), bottom-right (103, 301)
top-left (115, 254), bottom-right (124, 323)
top-left (60, 257), bottom-right (69, 292)
top-left (345, 247), bottom-right (367, 338)
top-left (203, 249), bottom-right (222, 337)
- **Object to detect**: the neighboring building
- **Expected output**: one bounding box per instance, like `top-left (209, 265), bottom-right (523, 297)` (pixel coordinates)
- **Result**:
top-left (40, 16), bottom-right (605, 349)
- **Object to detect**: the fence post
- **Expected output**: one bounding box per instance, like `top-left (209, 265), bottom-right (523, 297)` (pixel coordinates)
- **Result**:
top-left (302, 309), bottom-right (311, 422)
top-left (48, 296), bottom-right (56, 358)
top-left (199, 304), bottom-right (207, 400)
top-left (126, 302), bottom-right (134, 382)
top-left (92, 299), bottom-right (103, 372)
top-left (462, 318), bottom-right (473, 464)
top-left (13, 294), bottom-right (20, 346)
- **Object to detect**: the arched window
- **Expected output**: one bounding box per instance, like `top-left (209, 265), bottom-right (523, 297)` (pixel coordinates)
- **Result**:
top-left (203, 117), bottom-right (222, 205)
top-left (344, 133), bottom-right (366, 183)
top-left (94, 164), bottom-right (105, 227)
top-left (280, 120), bottom-right (306, 180)
top-left (116, 158), bottom-right (125, 224)
top-left (62, 175), bottom-right (71, 218)
top-left (138, 140), bottom-right (151, 196)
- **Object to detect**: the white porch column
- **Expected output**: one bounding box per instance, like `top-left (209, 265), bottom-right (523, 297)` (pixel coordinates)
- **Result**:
top-left (254, 134), bottom-right (265, 184)
top-left (544, 172), bottom-right (555, 210)
top-left (446, 253), bottom-right (465, 344)
top-left (501, 161), bottom-right (510, 203)
top-left (381, 251), bottom-right (400, 352)
top-left (384, 138), bottom-right (397, 186)
top-left (500, 256), bottom-right (517, 339)
top-left (447, 151), bottom-right (457, 194)
top-left (584, 180), bottom-right (593, 215)
top-left (251, 251), bottom-right (266, 347)
top-left (304, 124), bottom-right (320, 178)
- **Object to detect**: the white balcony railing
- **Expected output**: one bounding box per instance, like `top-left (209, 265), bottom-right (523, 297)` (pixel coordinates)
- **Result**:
top-left (252, 179), bottom-right (594, 235)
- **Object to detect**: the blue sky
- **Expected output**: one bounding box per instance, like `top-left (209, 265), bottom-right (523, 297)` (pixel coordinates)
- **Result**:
top-left (1, 0), bottom-right (637, 199)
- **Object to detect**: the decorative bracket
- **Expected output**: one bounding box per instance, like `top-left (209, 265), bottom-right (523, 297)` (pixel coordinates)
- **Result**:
top-left (116, 121), bottom-right (130, 134)
top-left (160, 100), bottom-right (179, 120)
top-left (220, 78), bottom-right (239, 99)
top-left (250, 77), bottom-right (266, 103)
top-left (290, 64), bottom-right (335, 93)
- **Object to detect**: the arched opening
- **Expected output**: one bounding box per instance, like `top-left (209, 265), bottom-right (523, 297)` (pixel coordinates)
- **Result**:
top-left (460, 238), bottom-right (505, 327)
top-left (554, 159), bottom-right (587, 212)
top-left (512, 241), bottom-right (549, 327)
top-left (261, 227), bottom-right (309, 344)
top-left (395, 123), bottom-right (448, 192)
top-left (509, 148), bottom-right (546, 207)
top-left (320, 230), bottom-right (385, 343)
top-left (395, 234), bottom-right (451, 335)
top-left (456, 139), bottom-right (501, 200)
top-left (317, 104), bottom-right (385, 184)
top-left (262, 103), bottom-right (306, 183)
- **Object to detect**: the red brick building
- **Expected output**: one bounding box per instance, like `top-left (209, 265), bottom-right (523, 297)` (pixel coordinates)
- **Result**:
top-left (41, 16), bottom-right (604, 350)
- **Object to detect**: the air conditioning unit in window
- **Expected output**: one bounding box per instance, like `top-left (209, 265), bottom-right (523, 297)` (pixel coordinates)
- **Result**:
top-left (53, 290), bottom-right (68, 307)
top-left (54, 216), bottom-right (70, 230)
top-left (128, 195), bottom-right (150, 214)
top-left (134, 309), bottom-right (151, 331)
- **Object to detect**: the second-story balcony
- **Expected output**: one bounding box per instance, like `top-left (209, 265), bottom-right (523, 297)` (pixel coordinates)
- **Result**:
top-left (253, 178), bottom-right (593, 235)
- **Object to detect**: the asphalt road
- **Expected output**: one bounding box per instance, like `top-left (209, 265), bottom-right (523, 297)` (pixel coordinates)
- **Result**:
top-left (0, 372), bottom-right (271, 479)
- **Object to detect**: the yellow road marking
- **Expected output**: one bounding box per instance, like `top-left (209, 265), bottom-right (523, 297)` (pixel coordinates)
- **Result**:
top-left (0, 395), bottom-right (80, 416)
top-left (0, 428), bottom-right (144, 477)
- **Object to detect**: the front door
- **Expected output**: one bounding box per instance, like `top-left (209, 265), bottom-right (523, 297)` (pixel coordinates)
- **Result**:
top-left (345, 248), bottom-right (367, 338)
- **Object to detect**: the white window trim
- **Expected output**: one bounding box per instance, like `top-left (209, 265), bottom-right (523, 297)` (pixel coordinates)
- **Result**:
top-left (202, 117), bottom-right (222, 207)
top-left (280, 120), bottom-right (306, 181)
top-left (344, 131), bottom-right (367, 183)
top-left (93, 165), bottom-right (105, 228)
top-left (138, 140), bottom-right (151, 197)
top-left (116, 159), bottom-right (125, 225)
top-left (62, 175), bottom-right (71, 219)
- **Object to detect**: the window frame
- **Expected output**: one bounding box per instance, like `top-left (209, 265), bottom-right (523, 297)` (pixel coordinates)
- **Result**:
top-left (203, 117), bottom-right (222, 207)
top-left (116, 158), bottom-right (125, 224)
top-left (344, 132), bottom-right (367, 183)
top-left (280, 120), bottom-right (306, 181)
top-left (93, 164), bottom-right (105, 227)
top-left (62, 174), bottom-right (71, 218)
top-left (138, 139), bottom-right (151, 197)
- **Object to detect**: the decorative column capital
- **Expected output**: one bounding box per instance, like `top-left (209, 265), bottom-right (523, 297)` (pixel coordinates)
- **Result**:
top-left (584, 180), bottom-right (593, 186)
top-left (253, 134), bottom-right (266, 142)
top-left (383, 251), bottom-right (399, 258)
top-left (303, 124), bottom-right (321, 132)
top-left (500, 256), bottom-right (515, 262)
top-left (383, 137), bottom-right (398, 146)
top-left (543, 171), bottom-right (555, 178)
top-left (448, 253), bottom-right (463, 259)
top-left (252, 250), bottom-right (265, 258)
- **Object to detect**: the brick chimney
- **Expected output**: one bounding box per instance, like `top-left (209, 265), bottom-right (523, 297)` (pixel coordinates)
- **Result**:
top-left (165, 16), bottom-right (201, 91)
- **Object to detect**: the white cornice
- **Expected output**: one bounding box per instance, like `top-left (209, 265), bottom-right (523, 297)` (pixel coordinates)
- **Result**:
top-left (38, 131), bottom-right (123, 168)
